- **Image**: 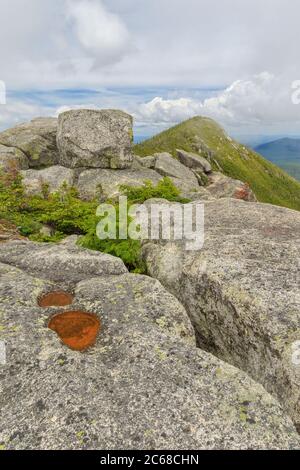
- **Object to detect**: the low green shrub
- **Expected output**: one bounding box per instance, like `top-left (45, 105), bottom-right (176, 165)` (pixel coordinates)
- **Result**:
top-left (120, 177), bottom-right (190, 204)
top-left (0, 172), bottom-right (186, 273)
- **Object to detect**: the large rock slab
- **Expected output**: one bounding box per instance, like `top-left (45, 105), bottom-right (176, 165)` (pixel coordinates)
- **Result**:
top-left (77, 168), bottom-right (162, 200)
top-left (154, 152), bottom-right (199, 188)
top-left (0, 239), bottom-right (299, 449)
top-left (0, 118), bottom-right (58, 168)
top-left (0, 144), bottom-right (29, 171)
top-left (21, 166), bottom-right (74, 196)
top-left (142, 198), bottom-right (300, 429)
top-left (135, 155), bottom-right (156, 169)
top-left (0, 238), bottom-right (127, 283)
top-left (177, 149), bottom-right (212, 174)
top-left (57, 109), bottom-right (133, 169)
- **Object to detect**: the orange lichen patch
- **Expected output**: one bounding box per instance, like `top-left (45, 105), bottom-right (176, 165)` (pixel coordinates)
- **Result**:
top-left (234, 183), bottom-right (252, 201)
top-left (48, 311), bottom-right (100, 351)
top-left (38, 291), bottom-right (74, 308)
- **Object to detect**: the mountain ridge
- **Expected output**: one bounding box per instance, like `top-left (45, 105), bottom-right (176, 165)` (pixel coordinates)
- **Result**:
top-left (134, 116), bottom-right (300, 211)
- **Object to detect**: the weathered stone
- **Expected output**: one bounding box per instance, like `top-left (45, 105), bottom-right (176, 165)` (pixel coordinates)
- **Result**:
top-left (0, 239), bottom-right (299, 449)
top-left (0, 144), bottom-right (29, 171)
top-left (77, 168), bottom-right (162, 200)
top-left (181, 188), bottom-right (216, 201)
top-left (142, 198), bottom-right (300, 429)
top-left (193, 139), bottom-right (216, 161)
top-left (57, 109), bottom-right (133, 169)
top-left (154, 152), bottom-right (199, 186)
top-left (0, 238), bottom-right (127, 283)
top-left (177, 149), bottom-right (212, 173)
top-left (20, 166), bottom-right (74, 196)
top-left (136, 155), bottom-right (157, 169)
top-left (131, 156), bottom-right (144, 170)
top-left (207, 172), bottom-right (256, 202)
top-left (0, 118), bottom-right (58, 168)
top-left (170, 177), bottom-right (199, 193)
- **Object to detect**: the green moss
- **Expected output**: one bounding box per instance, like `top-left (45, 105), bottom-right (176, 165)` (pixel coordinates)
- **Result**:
top-left (135, 116), bottom-right (300, 211)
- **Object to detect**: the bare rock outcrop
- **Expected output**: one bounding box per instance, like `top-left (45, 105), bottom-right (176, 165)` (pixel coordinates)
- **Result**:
top-left (0, 144), bottom-right (29, 171)
top-left (21, 166), bottom-right (74, 196)
top-left (142, 198), bottom-right (300, 429)
top-left (177, 149), bottom-right (212, 174)
top-left (0, 118), bottom-right (58, 168)
top-left (57, 109), bottom-right (133, 170)
top-left (0, 238), bottom-right (299, 449)
top-left (77, 168), bottom-right (163, 200)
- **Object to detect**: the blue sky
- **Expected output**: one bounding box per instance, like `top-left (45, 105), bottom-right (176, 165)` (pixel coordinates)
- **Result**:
top-left (3, 85), bottom-right (227, 138)
top-left (1, 0), bottom-right (300, 141)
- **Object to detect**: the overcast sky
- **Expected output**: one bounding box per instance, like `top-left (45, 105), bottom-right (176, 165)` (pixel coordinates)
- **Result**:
top-left (0, 0), bottom-right (300, 139)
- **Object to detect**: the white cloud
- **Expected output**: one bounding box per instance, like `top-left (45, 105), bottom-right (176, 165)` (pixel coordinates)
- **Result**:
top-left (136, 97), bottom-right (203, 125)
top-left (0, 1), bottom-right (300, 136)
top-left (0, 0), bottom-right (300, 90)
top-left (2, 73), bottom-right (300, 137)
top-left (134, 73), bottom-right (300, 134)
top-left (67, 0), bottom-right (132, 67)
top-left (0, 100), bottom-right (54, 130)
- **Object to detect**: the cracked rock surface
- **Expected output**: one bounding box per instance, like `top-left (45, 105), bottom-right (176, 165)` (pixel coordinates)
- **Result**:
top-left (0, 238), bottom-right (299, 449)
top-left (0, 117), bottom-right (58, 168)
top-left (142, 198), bottom-right (300, 430)
top-left (57, 109), bottom-right (133, 170)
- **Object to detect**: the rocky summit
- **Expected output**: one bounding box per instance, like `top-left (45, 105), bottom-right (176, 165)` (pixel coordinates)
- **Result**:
top-left (0, 109), bottom-right (300, 450)
top-left (0, 110), bottom-right (255, 202)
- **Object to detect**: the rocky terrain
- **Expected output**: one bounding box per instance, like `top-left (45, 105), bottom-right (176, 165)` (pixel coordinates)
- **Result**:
top-left (0, 110), bottom-right (255, 203)
top-left (0, 237), bottom-right (299, 450)
top-left (0, 109), bottom-right (300, 450)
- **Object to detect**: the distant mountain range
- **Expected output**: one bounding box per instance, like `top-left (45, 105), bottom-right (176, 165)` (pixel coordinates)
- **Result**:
top-left (255, 138), bottom-right (300, 181)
